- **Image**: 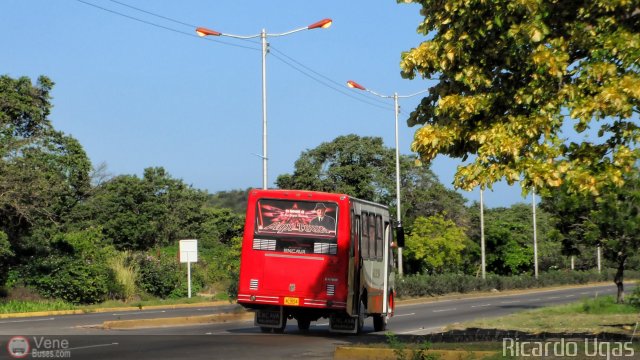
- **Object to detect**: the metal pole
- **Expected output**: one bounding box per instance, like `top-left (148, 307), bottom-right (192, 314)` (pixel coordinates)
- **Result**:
top-left (394, 93), bottom-right (403, 277)
top-left (532, 188), bottom-right (538, 279)
top-left (597, 245), bottom-right (601, 273)
top-left (480, 189), bottom-right (486, 279)
top-left (261, 29), bottom-right (268, 190)
top-left (187, 253), bottom-right (192, 299)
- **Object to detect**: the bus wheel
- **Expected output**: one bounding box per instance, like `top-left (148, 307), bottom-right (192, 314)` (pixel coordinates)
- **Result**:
top-left (357, 299), bottom-right (366, 334)
top-left (273, 317), bottom-right (287, 334)
top-left (297, 318), bottom-right (311, 331)
top-left (373, 314), bottom-right (387, 332)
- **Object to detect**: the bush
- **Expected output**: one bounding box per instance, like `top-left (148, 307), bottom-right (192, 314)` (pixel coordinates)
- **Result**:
top-left (135, 253), bottom-right (181, 298)
top-left (26, 256), bottom-right (113, 305)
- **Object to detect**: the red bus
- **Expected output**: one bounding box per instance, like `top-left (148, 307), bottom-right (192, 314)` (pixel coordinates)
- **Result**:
top-left (237, 189), bottom-right (401, 333)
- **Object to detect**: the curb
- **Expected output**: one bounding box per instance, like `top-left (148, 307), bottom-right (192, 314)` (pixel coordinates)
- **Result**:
top-left (334, 346), bottom-right (497, 360)
top-left (102, 311), bottom-right (254, 329)
top-left (0, 300), bottom-right (234, 319)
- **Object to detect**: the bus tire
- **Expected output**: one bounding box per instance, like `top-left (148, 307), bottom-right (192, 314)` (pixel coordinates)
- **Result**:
top-left (273, 317), bottom-right (287, 334)
top-left (357, 299), bottom-right (366, 334)
top-left (297, 318), bottom-right (311, 331)
top-left (373, 314), bottom-right (387, 332)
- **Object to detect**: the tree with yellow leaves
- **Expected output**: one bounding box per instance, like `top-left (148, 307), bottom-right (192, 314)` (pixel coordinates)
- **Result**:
top-left (399, 0), bottom-right (639, 196)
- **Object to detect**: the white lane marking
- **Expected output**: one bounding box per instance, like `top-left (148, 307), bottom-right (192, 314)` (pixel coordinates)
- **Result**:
top-left (531, 298), bottom-right (542, 301)
top-left (112, 310), bottom-right (166, 316)
top-left (580, 292), bottom-right (590, 295)
top-left (500, 300), bottom-right (521, 304)
top-left (393, 313), bottom-right (416, 317)
top-left (565, 295), bottom-right (574, 298)
top-left (432, 308), bottom-right (457, 313)
top-left (0, 317), bottom-right (55, 324)
top-left (547, 297), bottom-right (560, 300)
top-left (471, 304), bottom-right (492, 308)
top-left (68, 343), bottom-right (119, 351)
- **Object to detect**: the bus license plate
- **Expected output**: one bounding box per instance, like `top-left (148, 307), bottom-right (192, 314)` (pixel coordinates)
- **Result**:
top-left (284, 297), bottom-right (299, 306)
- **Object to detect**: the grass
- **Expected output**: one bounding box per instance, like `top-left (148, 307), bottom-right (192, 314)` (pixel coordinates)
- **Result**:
top-left (0, 299), bottom-right (77, 314)
top-left (377, 296), bottom-right (640, 360)
top-left (446, 295), bottom-right (640, 335)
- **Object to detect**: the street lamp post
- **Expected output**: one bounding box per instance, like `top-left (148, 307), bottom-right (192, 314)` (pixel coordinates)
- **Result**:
top-left (346, 80), bottom-right (427, 276)
top-left (196, 19), bottom-right (332, 189)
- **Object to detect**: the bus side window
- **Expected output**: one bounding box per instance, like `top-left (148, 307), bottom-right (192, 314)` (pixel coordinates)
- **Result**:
top-left (368, 213), bottom-right (376, 260)
top-left (361, 213), bottom-right (369, 259)
top-left (376, 215), bottom-right (383, 261)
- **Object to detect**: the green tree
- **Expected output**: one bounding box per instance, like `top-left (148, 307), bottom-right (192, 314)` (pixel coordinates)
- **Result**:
top-left (207, 189), bottom-right (251, 214)
top-left (481, 204), bottom-right (557, 275)
top-left (542, 168), bottom-right (640, 302)
top-left (405, 215), bottom-right (467, 274)
top-left (0, 231), bottom-right (14, 288)
top-left (276, 135), bottom-right (396, 203)
top-left (399, 0), bottom-right (639, 196)
top-left (72, 167), bottom-right (207, 250)
top-left (0, 75), bottom-right (91, 288)
top-left (197, 207), bottom-right (244, 247)
top-left (276, 134), bottom-right (469, 230)
top-left (541, 185), bottom-right (599, 269)
top-left (402, 170), bottom-right (470, 230)
top-left (587, 168), bottom-right (640, 303)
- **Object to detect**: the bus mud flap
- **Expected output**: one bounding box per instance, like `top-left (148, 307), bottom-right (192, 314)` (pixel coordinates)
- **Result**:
top-left (329, 314), bottom-right (358, 334)
top-left (255, 306), bottom-right (284, 328)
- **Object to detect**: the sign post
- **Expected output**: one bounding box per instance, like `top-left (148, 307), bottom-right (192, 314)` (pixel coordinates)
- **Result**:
top-left (179, 239), bottom-right (198, 298)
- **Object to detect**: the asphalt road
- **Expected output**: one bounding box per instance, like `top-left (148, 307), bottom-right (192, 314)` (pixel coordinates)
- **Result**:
top-left (0, 283), bottom-right (633, 360)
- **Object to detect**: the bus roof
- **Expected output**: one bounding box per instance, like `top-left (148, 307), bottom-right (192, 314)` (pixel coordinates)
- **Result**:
top-left (249, 189), bottom-right (389, 210)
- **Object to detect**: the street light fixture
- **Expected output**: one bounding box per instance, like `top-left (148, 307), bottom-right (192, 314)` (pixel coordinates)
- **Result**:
top-left (346, 80), bottom-right (427, 276)
top-left (196, 19), bottom-right (332, 189)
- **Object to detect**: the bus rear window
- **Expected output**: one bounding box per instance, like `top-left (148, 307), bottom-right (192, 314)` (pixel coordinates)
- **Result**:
top-left (256, 199), bottom-right (338, 238)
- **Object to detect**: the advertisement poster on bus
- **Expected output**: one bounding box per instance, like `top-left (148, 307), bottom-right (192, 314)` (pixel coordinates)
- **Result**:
top-left (256, 200), bottom-right (338, 237)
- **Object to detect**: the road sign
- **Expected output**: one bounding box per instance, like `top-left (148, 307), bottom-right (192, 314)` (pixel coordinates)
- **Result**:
top-left (179, 239), bottom-right (198, 298)
top-left (179, 239), bottom-right (198, 263)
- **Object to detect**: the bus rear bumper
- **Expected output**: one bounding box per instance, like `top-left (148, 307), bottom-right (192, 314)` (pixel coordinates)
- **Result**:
top-left (238, 293), bottom-right (346, 309)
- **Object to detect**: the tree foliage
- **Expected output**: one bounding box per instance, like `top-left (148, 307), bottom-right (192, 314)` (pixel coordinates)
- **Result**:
top-left (0, 75), bottom-right (91, 242)
top-left (405, 215), bottom-right (467, 274)
top-left (207, 189), bottom-right (251, 214)
top-left (399, 0), bottom-right (640, 196)
top-left (71, 167), bottom-right (208, 250)
top-left (276, 135), bottom-right (396, 203)
top-left (541, 166), bottom-right (640, 302)
top-left (480, 203), bottom-right (558, 275)
top-left (276, 134), bottom-right (470, 230)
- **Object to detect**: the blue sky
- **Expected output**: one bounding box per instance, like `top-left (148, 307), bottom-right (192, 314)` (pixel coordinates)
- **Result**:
top-left (1, 0), bottom-right (529, 208)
